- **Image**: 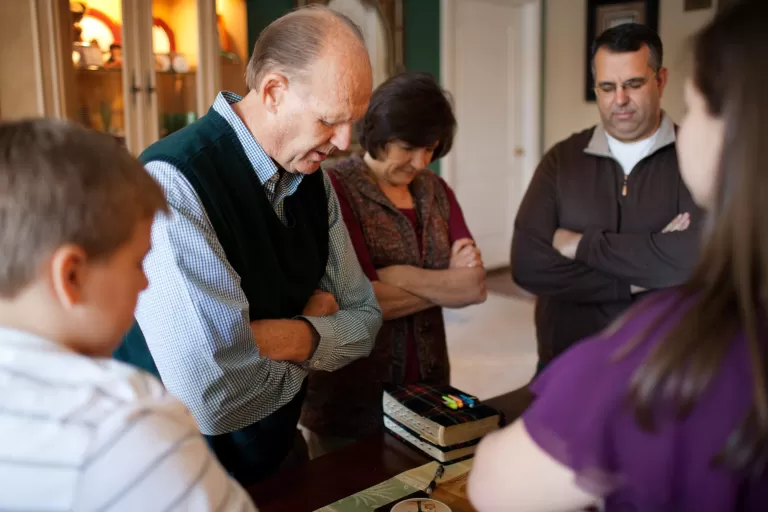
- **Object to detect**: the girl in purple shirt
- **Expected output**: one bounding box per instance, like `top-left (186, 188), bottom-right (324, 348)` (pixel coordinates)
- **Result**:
top-left (469, 3), bottom-right (768, 511)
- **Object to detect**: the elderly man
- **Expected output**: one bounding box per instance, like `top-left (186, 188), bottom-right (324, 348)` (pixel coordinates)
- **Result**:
top-left (512, 23), bottom-right (702, 372)
top-left (114, 6), bottom-right (381, 485)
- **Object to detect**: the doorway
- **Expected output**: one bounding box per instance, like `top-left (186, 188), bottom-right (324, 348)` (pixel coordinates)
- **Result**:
top-left (440, 0), bottom-right (542, 270)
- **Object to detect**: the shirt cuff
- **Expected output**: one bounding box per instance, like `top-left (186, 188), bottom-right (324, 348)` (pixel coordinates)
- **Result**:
top-left (298, 315), bottom-right (335, 371)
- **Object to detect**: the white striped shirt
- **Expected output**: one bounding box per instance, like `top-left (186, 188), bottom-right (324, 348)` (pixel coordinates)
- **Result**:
top-left (135, 92), bottom-right (381, 436)
top-left (0, 328), bottom-right (257, 511)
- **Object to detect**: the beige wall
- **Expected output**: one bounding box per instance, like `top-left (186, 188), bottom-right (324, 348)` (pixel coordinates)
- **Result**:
top-left (659, 0), bottom-right (716, 126)
top-left (543, 0), bottom-right (716, 151)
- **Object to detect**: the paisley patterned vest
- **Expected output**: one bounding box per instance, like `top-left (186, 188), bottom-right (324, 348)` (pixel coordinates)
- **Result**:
top-left (300, 155), bottom-right (453, 438)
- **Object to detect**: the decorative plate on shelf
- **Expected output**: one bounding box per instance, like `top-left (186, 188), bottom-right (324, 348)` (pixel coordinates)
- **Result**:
top-left (155, 53), bottom-right (172, 72)
top-left (172, 54), bottom-right (189, 73)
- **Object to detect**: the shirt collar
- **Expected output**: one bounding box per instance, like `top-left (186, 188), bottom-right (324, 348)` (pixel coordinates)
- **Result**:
top-left (585, 111), bottom-right (676, 158)
top-left (0, 326), bottom-right (133, 387)
top-left (0, 327), bottom-right (72, 353)
top-left (212, 91), bottom-right (303, 188)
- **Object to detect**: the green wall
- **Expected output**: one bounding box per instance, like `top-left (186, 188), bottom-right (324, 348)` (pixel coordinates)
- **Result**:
top-left (403, 0), bottom-right (440, 80)
top-left (245, 0), bottom-right (442, 172)
top-left (246, 0), bottom-right (293, 52)
top-left (403, 0), bottom-right (441, 173)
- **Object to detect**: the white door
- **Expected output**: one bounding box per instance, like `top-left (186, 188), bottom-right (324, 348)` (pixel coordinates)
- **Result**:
top-left (442, 0), bottom-right (540, 270)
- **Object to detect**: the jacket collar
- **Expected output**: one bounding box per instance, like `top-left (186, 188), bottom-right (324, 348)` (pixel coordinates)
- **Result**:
top-left (584, 111), bottom-right (676, 159)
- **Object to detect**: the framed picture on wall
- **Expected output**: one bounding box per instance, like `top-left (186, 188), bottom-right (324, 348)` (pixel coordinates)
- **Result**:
top-left (585, 0), bottom-right (660, 101)
top-left (684, 0), bottom-right (712, 11)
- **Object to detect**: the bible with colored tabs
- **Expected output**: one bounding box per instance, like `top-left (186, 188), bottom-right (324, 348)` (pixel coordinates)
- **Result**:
top-left (382, 383), bottom-right (504, 453)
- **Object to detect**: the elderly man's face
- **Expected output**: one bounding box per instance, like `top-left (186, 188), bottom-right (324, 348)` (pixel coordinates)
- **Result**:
top-left (276, 46), bottom-right (372, 174)
top-left (594, 44), bottom-right (667, 142)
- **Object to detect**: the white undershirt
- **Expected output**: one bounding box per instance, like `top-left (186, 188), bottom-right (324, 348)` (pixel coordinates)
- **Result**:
top-left (606, 127), bottom-right (660, 175)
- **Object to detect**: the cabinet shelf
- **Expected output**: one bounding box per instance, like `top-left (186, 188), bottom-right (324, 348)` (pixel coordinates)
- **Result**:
top-left (75, 67), bottom-right (196, 76)
top-left (74, 65), bottom-right (198, 136)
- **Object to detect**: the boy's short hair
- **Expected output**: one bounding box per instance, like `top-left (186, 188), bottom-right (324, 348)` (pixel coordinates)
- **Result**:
top-left (0, 118), bottom-right (168, 298)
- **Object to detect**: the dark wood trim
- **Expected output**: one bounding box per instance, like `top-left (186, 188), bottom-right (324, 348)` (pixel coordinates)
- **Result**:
top-left (248, 387), bottom-right (534, 512)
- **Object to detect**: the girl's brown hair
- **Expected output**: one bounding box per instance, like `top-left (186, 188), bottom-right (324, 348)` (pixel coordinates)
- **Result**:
top-left (629, 0), bottom-right (768, 476)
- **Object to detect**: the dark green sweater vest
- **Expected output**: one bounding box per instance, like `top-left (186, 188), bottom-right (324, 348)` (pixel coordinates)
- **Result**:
top-left (115, 108), bottom-right (329, 377)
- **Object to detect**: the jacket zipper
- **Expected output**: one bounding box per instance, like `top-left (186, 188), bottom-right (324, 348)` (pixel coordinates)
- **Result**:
top-left (621, 174), bottom-right (628, 197)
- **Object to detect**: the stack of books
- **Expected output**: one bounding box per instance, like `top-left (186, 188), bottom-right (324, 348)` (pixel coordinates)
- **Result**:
top-left (382, 383), bottom-right (504, 463)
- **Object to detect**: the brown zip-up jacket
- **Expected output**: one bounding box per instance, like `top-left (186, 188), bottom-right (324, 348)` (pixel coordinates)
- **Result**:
top-left (511, 114), bottom-right (703, 363)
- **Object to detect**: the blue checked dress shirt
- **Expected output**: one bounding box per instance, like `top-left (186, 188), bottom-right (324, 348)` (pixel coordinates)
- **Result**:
top-left (136, 92), bottom-right (381, 436)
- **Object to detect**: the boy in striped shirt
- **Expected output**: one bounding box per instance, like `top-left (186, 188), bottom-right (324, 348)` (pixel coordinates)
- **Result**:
top-left (0, 119), bottom-right (257, 511)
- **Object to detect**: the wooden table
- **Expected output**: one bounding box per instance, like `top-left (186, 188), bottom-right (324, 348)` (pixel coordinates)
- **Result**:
top-left (248, 386), bottom-right (533, 512)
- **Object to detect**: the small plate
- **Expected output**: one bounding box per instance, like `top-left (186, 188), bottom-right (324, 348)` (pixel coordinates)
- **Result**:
top-left (391, 498), bottom-right (451, 512)
top-left (155, 53), bottom-right (171, 72)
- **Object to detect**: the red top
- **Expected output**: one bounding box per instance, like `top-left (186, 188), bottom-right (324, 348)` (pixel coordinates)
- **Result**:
top-left (328, 171), bottom-right (474, 382)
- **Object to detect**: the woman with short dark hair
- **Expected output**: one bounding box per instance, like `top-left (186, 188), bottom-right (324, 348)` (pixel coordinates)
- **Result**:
top-left (469, 2), bottom-right (768, 510)
top-left (299, 71), bottom-right (487, 458)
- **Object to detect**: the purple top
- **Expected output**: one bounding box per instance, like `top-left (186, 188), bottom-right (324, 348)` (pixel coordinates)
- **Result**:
top-left (524, 290), bottom-right (768, 511)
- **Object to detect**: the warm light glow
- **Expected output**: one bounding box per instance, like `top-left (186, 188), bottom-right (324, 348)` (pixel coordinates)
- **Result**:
top-left (153, 25), bottom-right (171, 54)
top-left (216, 0), bottom-right (248, 61)
top-left (81, 0), bottom-right (123, 23)
top-left (79, 16), bottom-right (115, 52)
top-left (152, 0), bottom-right (199, 68)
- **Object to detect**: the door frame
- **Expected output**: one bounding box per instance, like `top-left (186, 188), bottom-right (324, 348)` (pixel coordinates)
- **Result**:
top-left (36, 0), bottom-right (142, 152)
top-left (139, 0), bottom-right (220, 153)
top-left (18, 0), bottom-right (75, 120)
top-left (439, 0), bottom-right (542, 208)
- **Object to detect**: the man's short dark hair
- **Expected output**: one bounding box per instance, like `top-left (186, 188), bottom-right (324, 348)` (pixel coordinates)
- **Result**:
top-left (358, 71), bottom-right (456, 162)
top-left (590, 23), bottom-right (663, 76)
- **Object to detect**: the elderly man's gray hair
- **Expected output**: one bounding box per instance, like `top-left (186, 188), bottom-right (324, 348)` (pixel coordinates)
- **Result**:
top-left (245, 5), bottom-right (365, 91)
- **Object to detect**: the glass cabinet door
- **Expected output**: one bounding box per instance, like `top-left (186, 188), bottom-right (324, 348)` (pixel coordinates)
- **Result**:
top-left (151, 0), bottom-right (201, 139)
top-left (145, 0), bottom-right (249, 146)
top-left (68, 1), bottom-right (130, 146)
top-left (64, 0), bottom-right (250, 153)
